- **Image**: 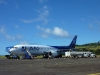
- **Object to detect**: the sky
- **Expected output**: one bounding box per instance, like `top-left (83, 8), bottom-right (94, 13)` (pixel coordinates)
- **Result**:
top-left (0, 0), bottom-right (100, 55)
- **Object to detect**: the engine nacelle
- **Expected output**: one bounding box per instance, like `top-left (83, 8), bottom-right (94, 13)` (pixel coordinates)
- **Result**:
top-left (50, 50), bottom-right (62, 58)
top-left (43, 50), bottom-right (62, 58)
top-left (50, 50), bottom-right (58, 57)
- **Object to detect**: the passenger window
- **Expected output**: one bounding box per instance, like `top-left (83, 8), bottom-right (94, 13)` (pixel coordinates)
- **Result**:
top-left (22, 46), bottom-right (24, 49)
top-left (22, 46), bottom-right (26, 50)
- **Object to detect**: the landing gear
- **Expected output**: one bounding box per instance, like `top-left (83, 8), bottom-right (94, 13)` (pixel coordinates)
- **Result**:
top-left (22, 55), bottom-right (33, 59)
top-left (43, 52), bottom-right (52, 59)
top-left (10, 55), bottom-right (20, 59)
top-left (43, 55), bottom-right (48, 58)
top-left (43, 52), bottom-right (62, 59)
top-left (55, 54), bottom-right (62, 58)
top-left (59, 54), bottom-right (62, 58)
top-left (5, 55), bottom-right (20, 59)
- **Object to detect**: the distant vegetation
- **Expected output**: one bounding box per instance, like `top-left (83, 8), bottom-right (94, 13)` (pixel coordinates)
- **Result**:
top-left (0, 56), bottom-right (5, 58)
top-left (75, 42), bottom-right (100, 55)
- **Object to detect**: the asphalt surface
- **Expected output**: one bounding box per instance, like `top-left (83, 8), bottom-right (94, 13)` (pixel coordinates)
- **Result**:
top-left (0, 57), bottom-right (100, 75)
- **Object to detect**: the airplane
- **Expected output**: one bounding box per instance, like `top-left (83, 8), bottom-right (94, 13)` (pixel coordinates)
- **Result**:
top-left (5, 35), bottom-right (77, 59)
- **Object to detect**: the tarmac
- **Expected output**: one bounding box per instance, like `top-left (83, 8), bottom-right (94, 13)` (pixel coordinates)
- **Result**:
top-left (0, 57), bottom-right (100, 75)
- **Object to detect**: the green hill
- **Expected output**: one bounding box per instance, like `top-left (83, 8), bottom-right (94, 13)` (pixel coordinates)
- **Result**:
top-left (75, 42), bottom-right (100, 55)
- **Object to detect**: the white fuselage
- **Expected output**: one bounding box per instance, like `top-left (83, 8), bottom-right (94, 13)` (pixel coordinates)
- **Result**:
top-left (10, 45), bottom-right (58, 56)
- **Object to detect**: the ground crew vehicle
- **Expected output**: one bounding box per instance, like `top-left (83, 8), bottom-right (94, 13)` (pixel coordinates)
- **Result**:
top-left (65, 51), bottom-right (96, 58)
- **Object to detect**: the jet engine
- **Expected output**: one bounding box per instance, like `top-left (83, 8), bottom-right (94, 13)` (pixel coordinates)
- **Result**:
top-left (43, 50), bottom-right (62, 58)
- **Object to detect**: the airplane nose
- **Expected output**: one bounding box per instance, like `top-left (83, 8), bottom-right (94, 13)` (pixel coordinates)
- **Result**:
top-left (6, 46), bottom-right (13, 53)
top-left (9, 48), bottom-right (13, 52)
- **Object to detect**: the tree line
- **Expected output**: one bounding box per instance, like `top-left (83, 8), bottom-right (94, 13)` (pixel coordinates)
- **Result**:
top-left (76, 42), bottom-right (100, 55)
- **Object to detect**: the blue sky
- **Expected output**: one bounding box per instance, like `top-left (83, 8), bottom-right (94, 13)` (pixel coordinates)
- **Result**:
top-left (0, 0), bottom-right (100, 55)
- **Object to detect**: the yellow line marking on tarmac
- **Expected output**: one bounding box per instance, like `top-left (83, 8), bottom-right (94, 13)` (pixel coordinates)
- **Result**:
top-left (87, 73), bottom-right (100, 75)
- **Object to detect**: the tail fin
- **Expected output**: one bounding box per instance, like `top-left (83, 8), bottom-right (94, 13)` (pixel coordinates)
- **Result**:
top-left (69, 35), bottom-right (77, 48)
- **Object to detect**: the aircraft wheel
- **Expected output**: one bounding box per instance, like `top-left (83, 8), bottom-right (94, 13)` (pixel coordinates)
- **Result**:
top-left (43, 55), bottom-right (48, 58)
top-left (16, 56), bottom-right (20, 59)
top-left (59, 55), bottom-right (62, 58)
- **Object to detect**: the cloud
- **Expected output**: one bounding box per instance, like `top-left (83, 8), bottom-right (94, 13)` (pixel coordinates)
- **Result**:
top-left (14, 25), bottom-right (25, 32)
top-left (95, 21), bottom-right (100, 25)
top-left (0, 26), bottom-right (22, 41)
top-left (81, 18), bottom-right (85, 21)
top-left (37, 5), bottom-right (49, 24)
top-left (39, 0), bottom-right (48, 3)
top-left (0, 26), bottom-right (15, 40)
top-left (21, 5), bottom-right (49, 24)
top-left (37, 25), bottom-right (69, 38)
top-left (95, 21), bottom-right (100, 31)
top-left (88, 24), bottom-right (94, 30)
top-left (15, 25), bottom-right (19, 28)
top-left (16, 35), bottom-right (23, 40)
top-left (15, 2), bottom-right (19, 9)
top-left (41, 34), bottom-right (48, 38)
top-left (5, 34), bottom-right (15, 40)
top-left (5, 34), bottom-right (23, 41)
top-left (0, 0), bottom-right (6, 4)
top-left (19, 41), bottom-right (29, 45)
top-left (21, 19), bottom-right (39, 23)
top-left (53, 27), bottom-right (69, 37)
top-left (0, 26), bottom-right (5, 34)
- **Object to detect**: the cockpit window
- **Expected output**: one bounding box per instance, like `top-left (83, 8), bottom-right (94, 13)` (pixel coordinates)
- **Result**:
top-left (12, 47), bottom-right (17, 49)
